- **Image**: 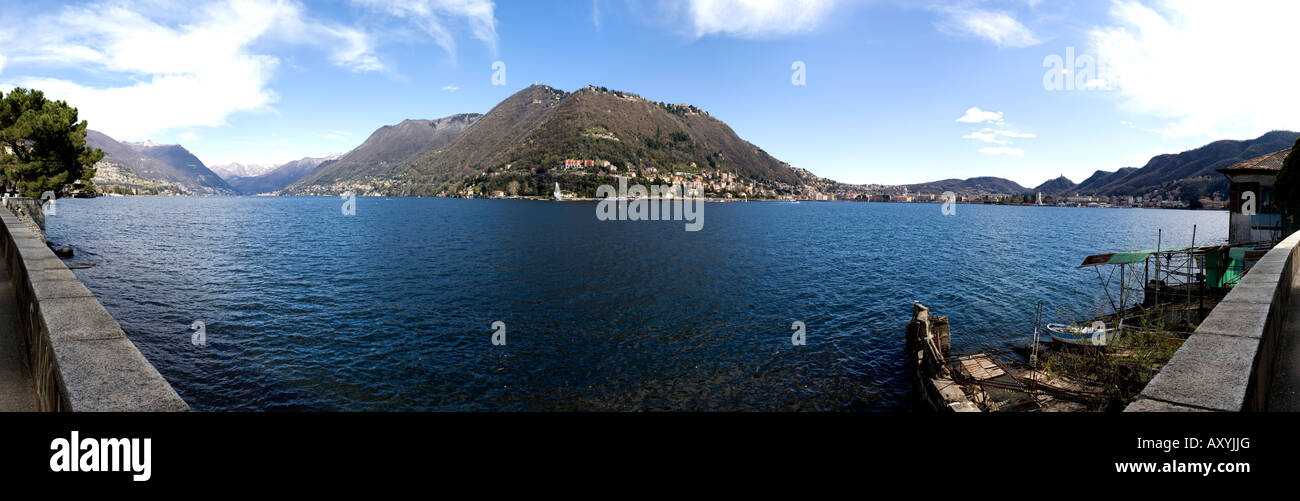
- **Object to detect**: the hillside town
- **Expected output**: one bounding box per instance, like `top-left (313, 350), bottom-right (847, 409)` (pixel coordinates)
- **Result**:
top-left (457, 156), bottom-right (1232, 209)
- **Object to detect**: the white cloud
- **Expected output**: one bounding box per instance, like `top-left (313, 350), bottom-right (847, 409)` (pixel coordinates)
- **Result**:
top-left (351, 0), bottom-right (499, 56)
top-left (979, 146), bottom-right (1025, 156)
top-left (324, 130), bottom-right (351, 140)
top-left (0, 53), bottom-right (6, 75)
top-left (960, 111), bottom-right (1036, 154)
top-left (963, 128), bottom-right (1034, 144)
top-left (1090, 1), bottom-right (1300, 138)
top-left (441, 85), bottom-right (461, 92)
top-left (292, 23), bottom-right (385, 73)
top-left (676, 0), bottom-right (840, 38)
top-left (935, 6), bottom-right (1041, 48)
top-left (0, 0), bottom-right (385, 141)
top-left (994, 129), bottom-right (1036, 139)
top-left (956, 107), bottom-right (1004, 124)
top-left (964, 131), bottom-right (1007, 144)
top-left (178, 131), bottom-right (199, 143)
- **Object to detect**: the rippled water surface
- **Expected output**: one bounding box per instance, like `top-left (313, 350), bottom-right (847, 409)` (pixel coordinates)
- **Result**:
top-left (47, 197), bottom-right (1226, 411)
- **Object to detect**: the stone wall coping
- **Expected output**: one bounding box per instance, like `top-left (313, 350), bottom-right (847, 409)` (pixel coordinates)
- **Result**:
top-left (1, 205), bottom-right (188, 412)
top-left (1127, 230), bottom-right (1300, 412)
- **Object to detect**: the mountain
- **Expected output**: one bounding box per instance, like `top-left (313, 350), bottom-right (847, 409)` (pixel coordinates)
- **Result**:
top-left (86, 130), bottom-right (236, 195)
top-left (284, 85), bottom-right (812, 197)
top-left (1072, 167), bottom-right (1138, 195)
top-left (226, 154), bottom-right (342, 195)
top-left (288, 114), bottom-right (482, 192)
top-left (904, 176), bottom-right (1028, 196)
top-left (210, 162), bottom-right (276, 180)
top-left (1072, 131), bottom-right (1300, 197)
top-left (1033, 175), bottom-right (1078, 196)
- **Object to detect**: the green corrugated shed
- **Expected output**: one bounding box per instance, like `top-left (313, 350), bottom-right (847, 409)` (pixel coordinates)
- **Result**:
top-left (1206, 247), bottom-right (1250, 288)
top-left (1106, 250), bottom-right (1156, 265)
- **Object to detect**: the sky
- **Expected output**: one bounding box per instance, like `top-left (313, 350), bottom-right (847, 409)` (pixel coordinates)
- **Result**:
top-left (1, 0), bottom-right (1297, 188)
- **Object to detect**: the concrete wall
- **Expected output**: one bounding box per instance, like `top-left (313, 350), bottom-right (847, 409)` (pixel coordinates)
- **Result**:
top-left (0, 205), bottom-right (188, 411)
top-left (3, 197), bottom-right (47, 242)
top-left (1127, 229), bottom-right (1300, 412)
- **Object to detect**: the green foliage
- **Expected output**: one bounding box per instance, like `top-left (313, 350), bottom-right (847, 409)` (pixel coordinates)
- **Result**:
top-left (0, 87), bottom-right (103, 197)
top-left (1039, 306), bottom-right (1188, 410)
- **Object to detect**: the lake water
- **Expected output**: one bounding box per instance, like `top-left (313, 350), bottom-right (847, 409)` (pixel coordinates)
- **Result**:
top-left (47, 197), bottom-right (1226, 411)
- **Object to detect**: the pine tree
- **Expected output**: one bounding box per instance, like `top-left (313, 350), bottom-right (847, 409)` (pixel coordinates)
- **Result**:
top-left (0, 87), bottom-right (103, 197)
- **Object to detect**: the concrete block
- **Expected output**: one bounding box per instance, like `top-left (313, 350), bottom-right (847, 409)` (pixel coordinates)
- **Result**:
top-left (20, 254), bottom-right (65, 271)
top-left (9, 244), bottom-right (43, 257)
top-left (50, 338), bottom-right (189, 412)
top-left (4, 224), bottom-right (33, 238)
top-left (1125, 398), bottom-right (1213, 412)
top-left (30, 278), bottom-right (94, 301)
top-left (7, 223), bottom-right (37, 235)
top-left (31, 268), bottom-right (78, 283)
top-left (1257, 249), bottom-right (1288, 265)
top-left (13, 242), bottom-right (52, 254)
top-left (38, 296), bottom-right (125, 342)
top-left (1244, 261), bottom-right (1285, 281)
top-left (1221, 282), bottom-right (1280, 305)
top-left (1139, 332), bottom-right (1259, 411)
top-left (1195, 301), bottom-right (1271, 338)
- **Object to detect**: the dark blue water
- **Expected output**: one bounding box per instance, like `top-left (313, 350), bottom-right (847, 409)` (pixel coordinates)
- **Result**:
top-left (46, 198), bottom-right (1226, 411)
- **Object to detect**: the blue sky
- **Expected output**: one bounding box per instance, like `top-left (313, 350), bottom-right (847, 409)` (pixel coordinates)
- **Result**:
top-left (1, 0), bottom-right (1297, 188)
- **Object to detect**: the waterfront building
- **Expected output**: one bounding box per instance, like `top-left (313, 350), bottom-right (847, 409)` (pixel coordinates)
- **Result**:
top-left (1217, 147), bottom-right (1292, 245)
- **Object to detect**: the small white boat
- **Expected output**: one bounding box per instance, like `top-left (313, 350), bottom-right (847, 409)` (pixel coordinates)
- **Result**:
top-left (1045, 323), bottom-right (1120, 346)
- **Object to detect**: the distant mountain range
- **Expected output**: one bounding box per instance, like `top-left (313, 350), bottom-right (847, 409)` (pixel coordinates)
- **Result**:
top-left (86, 129), bottom-right (344, 195)
top-left (903, 177), bottom-right (1028, 196)
top-left (1032, 175), bottom-right (1077, 195)
top-left (283, 85), bottom-right (812, 197)
top-left (79, 87), bottom-right (1299, 201)
top-left (1043, 130), bottom-right (1300, 198)
top-left (289, 114), bottom-right (482, 193)
top-left (225, 154), bottom-right (343, 195)
top-left (210, 162), bottom-right (277, 179)
top-left (86, 131), bottom-right (235, 195)
top-left (903, 131), bottom-right (1299, 199)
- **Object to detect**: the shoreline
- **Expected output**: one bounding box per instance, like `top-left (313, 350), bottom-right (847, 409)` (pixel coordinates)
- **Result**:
top-left (75, 194), bottom-right (1231, 210)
